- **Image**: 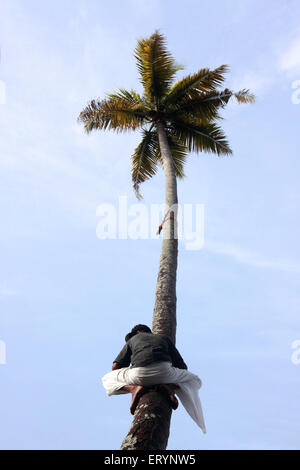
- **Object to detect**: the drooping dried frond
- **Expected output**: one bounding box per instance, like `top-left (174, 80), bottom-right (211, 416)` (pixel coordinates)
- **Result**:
top-left (131, 127), bottom-right (188, 198)
top-left (134, 30), bottom-right (183, 102)
top-left (168, 119), bottom-right (232, 156)
top-left (163, 64), bottom-right (229, 106)
top-left (154, 132), bottom-right (187, 178)
top-left (131, 129), bottom-right (159, 199)
top-left (165, 135), bottom-right (187, 178)
top-left (78, 95), bottom-right (147, 133)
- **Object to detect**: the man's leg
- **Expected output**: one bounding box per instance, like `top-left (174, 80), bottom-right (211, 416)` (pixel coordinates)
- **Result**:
top-left (121, 384), bottom-right (148, 415)
top-left (159, 384), bottom-right (179, 409)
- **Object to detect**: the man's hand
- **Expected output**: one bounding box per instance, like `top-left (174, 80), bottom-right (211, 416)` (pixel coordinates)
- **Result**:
top-left (177, 360), bottom-right (188, 370)
top-left (112, 362), bottom-right (120, 371)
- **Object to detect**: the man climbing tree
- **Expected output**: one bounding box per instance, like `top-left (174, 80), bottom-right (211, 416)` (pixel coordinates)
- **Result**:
top-left (78, 30), bottom-right (255, 450)
top-left (102, 324), bottom-right (206, 432)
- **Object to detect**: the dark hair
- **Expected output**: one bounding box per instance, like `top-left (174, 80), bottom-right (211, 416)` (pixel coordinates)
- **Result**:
top-left (125, 324), bottom-right (152, 342)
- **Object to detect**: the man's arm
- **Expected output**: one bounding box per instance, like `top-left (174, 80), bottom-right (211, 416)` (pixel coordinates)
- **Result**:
top-left (112, 342), bottom-right (132, 370)
top-left (112, 362), bottom-right (121, 371)
top-left (166, 337), bottom-right (188, 369)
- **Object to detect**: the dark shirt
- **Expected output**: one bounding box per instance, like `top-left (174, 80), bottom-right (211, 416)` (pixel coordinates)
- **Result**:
top-left (113, 332), bottom-right (187, 368)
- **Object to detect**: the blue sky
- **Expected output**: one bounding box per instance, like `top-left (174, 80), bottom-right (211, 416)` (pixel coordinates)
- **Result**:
top-left (0, 0), bottom-right (300, 450)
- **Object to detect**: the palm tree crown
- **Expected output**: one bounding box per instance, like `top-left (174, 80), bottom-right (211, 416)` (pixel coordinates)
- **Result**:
top-left (78, 30), bottom-right (255, 198)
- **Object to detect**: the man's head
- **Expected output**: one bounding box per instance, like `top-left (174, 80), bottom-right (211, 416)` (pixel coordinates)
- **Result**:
top-left (133, 324), bottom-right (152, 334)
top-left (125, 324), bottom-right (152, 342)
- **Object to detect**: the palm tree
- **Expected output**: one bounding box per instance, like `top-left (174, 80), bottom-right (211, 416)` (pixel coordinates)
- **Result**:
top-left (78, 30), bottom-right (255, 450)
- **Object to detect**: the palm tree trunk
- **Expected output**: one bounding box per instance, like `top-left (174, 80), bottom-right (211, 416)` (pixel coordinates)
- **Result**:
top-left (152, 121), bottom-right (178, 344)
top-left (120, 121), bottom-right (178, 450)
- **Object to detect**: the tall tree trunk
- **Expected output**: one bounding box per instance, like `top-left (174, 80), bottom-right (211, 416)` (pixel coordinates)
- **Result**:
top-left (152, 121), bottom-right (178, 344)
top-left (120, 121), bottom-right (178, 450)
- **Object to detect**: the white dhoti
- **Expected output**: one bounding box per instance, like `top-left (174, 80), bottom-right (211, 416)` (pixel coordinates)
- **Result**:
top-left (102, 361), bottom-right (206, 433)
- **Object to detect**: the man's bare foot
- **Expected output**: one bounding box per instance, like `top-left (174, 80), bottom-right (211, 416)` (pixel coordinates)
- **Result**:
top-left (159, 384), bottom-right (179, 410)
top-left (130, 385), bottom-right (147, 415)
top-left (120, 385), bottom-right (149, 414)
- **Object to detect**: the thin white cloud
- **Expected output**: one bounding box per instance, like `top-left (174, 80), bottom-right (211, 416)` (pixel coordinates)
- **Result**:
top-left (205, 241), bottom-right (300, 274)
top-left (279, 35), bottom-right (300, 72)
top-left (230, 34), bottom-right (300, 100)
top-left (231, 70), bottom-right (273, 95)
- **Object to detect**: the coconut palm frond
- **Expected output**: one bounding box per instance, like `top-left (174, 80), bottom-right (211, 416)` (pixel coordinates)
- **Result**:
top-left (166, 88), bottom-right (234, 122)
top-left (168, 119), bottom-right (232, 156)
top-left (234, 88), bottom-right (256, 103)
top-left (131, 129), bottom-right (159, 199)
top-left (134, 30), bottom-right (183, 102)
top-left (167, 86), bottom-right (255, 124)
top-left (163, 64), bottom-right (229, 105)
top-left (78, 95), bottom-right (147, 133)
top-left (107, 88), bottom-right (148, 106)
top-left (188, 87), bottom-right (255, 107)
top-left (167, 135), bottom-right (187, 178)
